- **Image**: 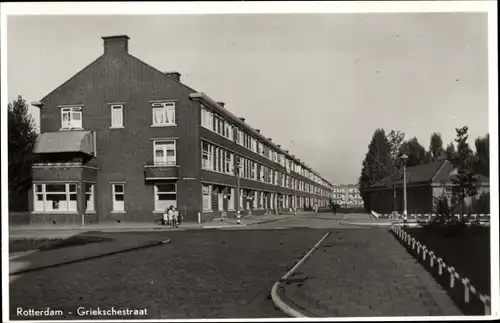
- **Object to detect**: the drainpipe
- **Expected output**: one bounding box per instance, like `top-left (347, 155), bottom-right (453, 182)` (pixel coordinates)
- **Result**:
top-left (79, 181), bottom-right (85, 226)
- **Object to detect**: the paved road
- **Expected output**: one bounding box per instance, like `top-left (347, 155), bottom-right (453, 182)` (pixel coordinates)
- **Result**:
top-left (10, 223), bottom-right (334, 320)
top-left (9, 214), bottom-right (457, 319)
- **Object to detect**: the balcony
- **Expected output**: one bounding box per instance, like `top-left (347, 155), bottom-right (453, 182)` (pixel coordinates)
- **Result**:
top-left (144, 162), bottom-right (179, 180)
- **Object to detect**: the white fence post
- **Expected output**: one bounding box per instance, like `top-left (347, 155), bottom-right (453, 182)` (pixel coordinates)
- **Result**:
top-left (449, 266), bottom-right (455, 288)
top-left (437, 258), bottom-right (443, 275)
top-left (462, 278), bottom-right (470, 303)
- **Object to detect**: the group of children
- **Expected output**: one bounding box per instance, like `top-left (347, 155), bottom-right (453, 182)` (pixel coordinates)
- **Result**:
top-left (163, 205), bottom-right (182, 227)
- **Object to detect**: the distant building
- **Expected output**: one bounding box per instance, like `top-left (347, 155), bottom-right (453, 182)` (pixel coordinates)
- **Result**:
top-left (331, 184), bottom-right (364, 207)
top-left (364, 160), bottom-right (489, 214)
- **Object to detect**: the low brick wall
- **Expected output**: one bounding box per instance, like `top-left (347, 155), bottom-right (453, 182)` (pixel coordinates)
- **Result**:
top-left (391, 225), bottom-right (491, 315)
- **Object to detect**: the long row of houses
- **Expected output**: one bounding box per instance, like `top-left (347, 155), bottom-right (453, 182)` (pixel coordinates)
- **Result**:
top-left (28, 35), bottom-right (335, 224)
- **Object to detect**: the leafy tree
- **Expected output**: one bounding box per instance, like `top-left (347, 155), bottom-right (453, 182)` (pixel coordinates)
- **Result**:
top-left (398, 137), bottom-right (429, 167)
top-left (8, 96), bottom-right (38, 211)
top-left (445, 142), bottom-right (456, 161)
top-left (386, 129), bottom-right (405, 166)
top-left (473, 134), bottom-right (489, 177)
top-left (428, 132), bottom-right (445, 162)
top-left (450, 126), bottom-right (478, 220)
top-left (359, 129), bottom-right (391, 211)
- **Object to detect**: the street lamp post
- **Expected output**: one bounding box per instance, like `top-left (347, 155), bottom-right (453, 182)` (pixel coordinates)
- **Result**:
top-left (401, 153), bottom-right (408, 220)
top-left (235, 161), bottom-right (242, 223)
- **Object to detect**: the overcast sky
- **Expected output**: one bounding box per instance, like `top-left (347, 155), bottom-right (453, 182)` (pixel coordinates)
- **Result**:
top-left (7, 13), bottom-right (489, 184)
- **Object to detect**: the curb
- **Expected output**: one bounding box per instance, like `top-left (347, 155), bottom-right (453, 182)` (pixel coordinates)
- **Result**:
top-left (340, 221), bottom-right (392, 227)
top-left (9, 239), bottom-right (171, 276)
top-left (271, 232), bottom-right (331, 317)
top-left (202, 224), bottom-right (247, 229)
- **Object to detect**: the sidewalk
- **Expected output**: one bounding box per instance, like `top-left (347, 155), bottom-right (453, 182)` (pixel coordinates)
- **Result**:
top-left (279, 228), bottom-right (461, 317)
top-left (9, 232), bottom-right (169, 276)
top-left (9, 213), bottom-right (296, 239)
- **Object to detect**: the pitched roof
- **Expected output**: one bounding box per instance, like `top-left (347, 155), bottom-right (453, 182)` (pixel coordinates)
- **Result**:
top-left (371, 160), bottom-right (448, 188)
top-left (370, 159), bottom-right (490, 189)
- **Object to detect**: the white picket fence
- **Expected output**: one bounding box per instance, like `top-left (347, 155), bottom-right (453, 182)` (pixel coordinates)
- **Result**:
top-left (372, 211), bottom-right (490, 225)
top-left (391, 225), bottom-right (491, 315)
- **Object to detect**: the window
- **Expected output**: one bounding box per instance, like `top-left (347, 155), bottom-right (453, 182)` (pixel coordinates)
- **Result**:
top-left (152, 102), bottom-right (175, 126)
top-left (201, 107), bottom-right (214, 130)
top-left (154, 140), bottom-right (176, 165)
top-left (61, 107), bottom-right (82, 130)
top-left (225, 151), bottom-right (234, 174)
top-left (202, 184), bottom-right (212, 211)
top-left (202, 142), bottom-right (209, 169)
top-left (228, 188), bottom-right (235, 210)
top-left (110, 104), bottom-right (124, 128)
top-left (112, 184), bottom-right (125, 212)
top-left (85, 183), bottom-right (95, 212)
top-left (33, 183), bottom-right (77, 212)
top-left (155, 183), bottom-right (177, 211)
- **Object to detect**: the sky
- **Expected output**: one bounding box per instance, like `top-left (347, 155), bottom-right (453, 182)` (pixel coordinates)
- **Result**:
top-left (6, 13), bottom-right (490, 185)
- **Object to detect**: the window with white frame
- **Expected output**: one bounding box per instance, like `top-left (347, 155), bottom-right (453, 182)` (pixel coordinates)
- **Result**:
top-left (110, 104), bottom-right (123, 128)
top-left (61, 107), bottom-right (82, 130)
top-left (154, 140), bottom-right (176, 165)
top-left (228, 188), bottom-right (235, 210)
top-left (201, 107), bottom-right (214, 130)
top-left (152, 102), bottom-right (175, 126)
top-left (225, 151), bottom-right (233, 174)
top-left (202, 142), bottom-right (211, 170)
top-left (85, 183), bottom-right (95, 212)
top-left (33, 183), bottom-right (77, 212)
top-left (112, 184), bottom-right (125, 212)
top-left (155, 183), bottom-right (177, 211)
top-left (202, 184), bottom-right (212, 211)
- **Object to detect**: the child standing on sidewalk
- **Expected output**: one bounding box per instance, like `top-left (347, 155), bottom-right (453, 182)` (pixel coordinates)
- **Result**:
top-left (167, 206), bottom-right (175, 227)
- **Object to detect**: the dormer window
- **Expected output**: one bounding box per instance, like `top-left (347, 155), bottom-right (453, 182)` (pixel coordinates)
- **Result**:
top-left (61, 106), bottom-right (82, 130)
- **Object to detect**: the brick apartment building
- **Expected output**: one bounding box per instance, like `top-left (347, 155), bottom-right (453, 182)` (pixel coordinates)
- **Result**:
top-left (29, 35), bottom-right (334, 225)
top-left (331, 184), bottom-right (364, 207)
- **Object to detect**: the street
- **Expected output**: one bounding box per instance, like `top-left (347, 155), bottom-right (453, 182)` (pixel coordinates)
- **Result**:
top-left (9, 214), bottom-right (458, 319)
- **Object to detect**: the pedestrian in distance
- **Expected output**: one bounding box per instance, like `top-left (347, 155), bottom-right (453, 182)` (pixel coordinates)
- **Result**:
top-left (167, 205), bottom-right (175, 227)
top-left (177, 209), bottom-right (183, 226)
top-left (173, 206), bottom-right (179, 228)
top-left (163, 208), bottom-right (169, 226)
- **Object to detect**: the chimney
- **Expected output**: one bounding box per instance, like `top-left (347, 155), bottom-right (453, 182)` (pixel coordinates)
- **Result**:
top-left (164, 71), bottom-right (181, 82)
top-left (217, 101), bottom-right (225, 107)
top-left (255, 129), bottom-right (260, 133)
top-left (277, 145), bottom-right (281, 148)
top-left (268, 138), bottom-right (272, 142)
top-left (285, 150), bottom-right (289, 153)
top-left (239, 117), bottom-right (246, 122)
top-left (102, 35), bottom-right (130, 54)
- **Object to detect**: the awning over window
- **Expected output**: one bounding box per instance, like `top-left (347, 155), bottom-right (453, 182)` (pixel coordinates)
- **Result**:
top-left (34, 131), bottom-right (95, 156)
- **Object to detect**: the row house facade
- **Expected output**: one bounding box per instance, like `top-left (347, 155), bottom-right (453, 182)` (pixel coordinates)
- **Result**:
top-left (29, 35), bottom-right (334, 225)
top-left (331, 184), bottom-right (364, 207)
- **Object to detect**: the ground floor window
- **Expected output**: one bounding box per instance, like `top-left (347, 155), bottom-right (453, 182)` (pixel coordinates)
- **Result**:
top-left (228, 188), bottom-right (235, 210)
top-left (112, 184), bottom-right (125, 212)
top-left (33, 183), bottom-right (77, 212)
top-left (202, 184), bottom-right (212, 211)
top-left (85, 183), bottom-right (95, 212)
top-left (155, 183), bottom-right (177, 211)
